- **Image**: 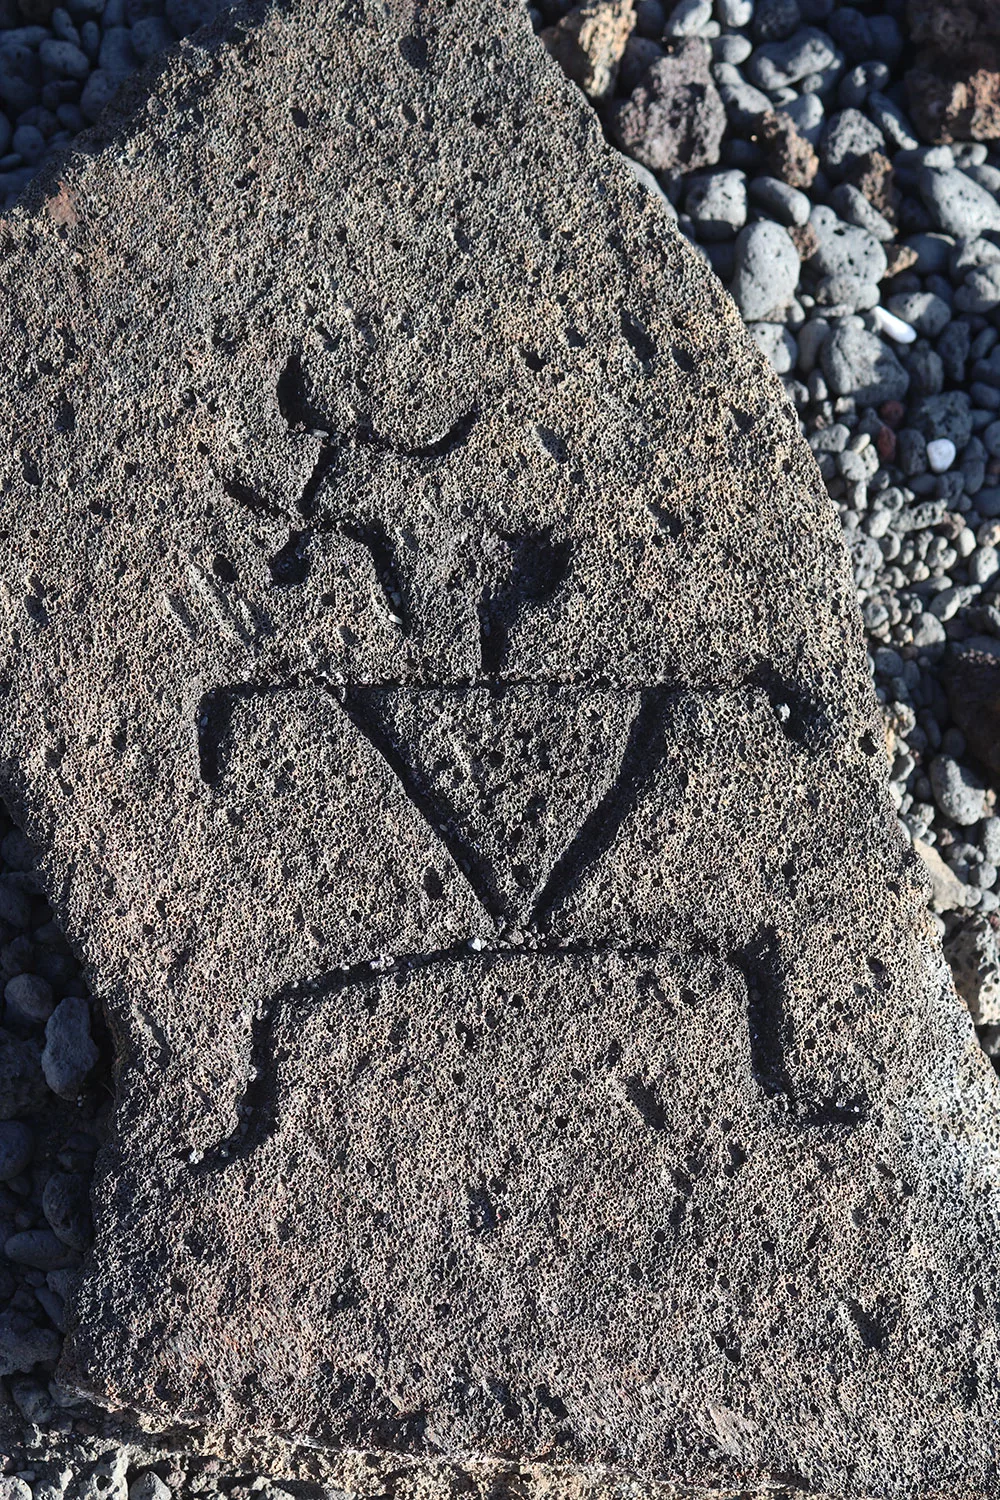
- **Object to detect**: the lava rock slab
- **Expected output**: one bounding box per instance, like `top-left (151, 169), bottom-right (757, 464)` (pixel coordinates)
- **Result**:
top-left (0, 0), bottom-right (997, 1495)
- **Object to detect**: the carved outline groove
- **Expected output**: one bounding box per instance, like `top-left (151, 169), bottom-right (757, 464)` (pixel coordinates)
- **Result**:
top-left (192, 935), bottom-right (867, 1176)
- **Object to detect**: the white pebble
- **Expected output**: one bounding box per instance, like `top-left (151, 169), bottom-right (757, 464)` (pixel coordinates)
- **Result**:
top-left (926, 438), bottom-right (956, 473)
top-left (872, 306), bottom-right (917, 343)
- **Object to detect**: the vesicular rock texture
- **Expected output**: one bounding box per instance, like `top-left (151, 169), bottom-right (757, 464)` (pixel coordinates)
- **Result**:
top-left (0, 0), bottom-right (997, 1494)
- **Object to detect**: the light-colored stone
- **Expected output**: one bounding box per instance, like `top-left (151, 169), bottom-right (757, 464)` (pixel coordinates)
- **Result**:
top-left (927, 437), bottom-right (957, 473)
top-left (946, 916), bottom-right (1000, 1023)
top-left (541, 0), bottom-right (635, 101)
top-left (915, 839), bottom-right (976, 912)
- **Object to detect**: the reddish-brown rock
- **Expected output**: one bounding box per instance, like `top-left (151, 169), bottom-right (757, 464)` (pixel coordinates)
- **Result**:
top-left (787, 221), bottom-right (820, 260)
top-left (907, 55), bottom-right (1000, 144)
top-left (757, 108), bottom-right (818, 188)
top-left (879, 400), bottom-right (907, 428)
top-left (848, 150), bottom-right (899, 224)
top-left (876, 425), bottom-right (897, 463)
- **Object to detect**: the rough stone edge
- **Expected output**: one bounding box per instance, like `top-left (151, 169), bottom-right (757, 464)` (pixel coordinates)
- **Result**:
top-left (0, 0), bottom-right (936, 1493)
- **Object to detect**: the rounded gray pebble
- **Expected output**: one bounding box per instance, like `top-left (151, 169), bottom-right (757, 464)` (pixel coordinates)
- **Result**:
top-left (821, 322), bottom-right (909, 404)
top-left (930, 756), bottom-right (989, 826)
top-left (10, 124), bottom-right (44, 164)
top-left (714, 0), bottom-right (752, 23)
top-left (4, 973), bottom-right (54, 1026)
top-left (80, 17), bottom-right (100, 58)
top-left (751, 0), bottom-right (799, 41)
top-left (80, 67), bottom-right (118, 121)
top-left (3, 1228), bottom-right (77, 1270)
top-left (56, 100), bottom-right (84, 130)
top-left (731, 218), bottom-right (800, 320)
top-left (815, 272), bottom-right (879, 311)
top-left (748, 174), bottom-right (810, 226)
top-left (955, 265), bottom-right (1000, 316)
top-left (97, 23), bottom-right (137, 79)
top-left (712, 32), bottom-right (752, 64)
top-left (130, 15), bottom-right (176, 60)
top-left (884, 291), bottom-right (951, 338)
top-left (970, 545), bottom-right (999, 585)
top-left (951, 238), bottom-right (1000, 278)
top-left (808, 204), bottom-right (887, 282)
top-left (746, 25), bottom-right (837, 90)
top-left (165, 0), bottom-right (227, 34)
top-left (837, 60), bottom-right (888, 108)
top-left (796, 315), bottom-right (830, 372)
top-left (904, 232), bottom-right (955, 275)
top-left (41, 1170), bottom-right (91, 1250)
top-left (919, 167), bottom-right (1000, 239)
top-left (983, 421), bottom-right (1000, 459)
top-left (41, 994), bottom-right (99, 1099)
top-left (866, 89), bottom-right (917, 151)
top-left (685, 168), bottom-right (746, 239)
top-left (713, 62), bottom-right (771, 131)
top-left (664, 0), bottom-right (713, 36)
top-left (747, 320), bottom-right (796, 372)
top-left (38, 37), bottom-right (90, 79)
top-left (912, 612), bottom-right (946, 647)
top-left (0, 1309), bottom-right (61, 1377)
top-left (0, 1120), bottom-right (32, 1181)
top-left (780, 90), bottom-right (824, 143)
top-left (982, 818), bottom-right (1000, 866)
top-left (0, 881), bottom-right (31, 929)
top-left (635, 0), bottom-right (666, 32)
top-left (828, 182), bottom-right (894, 242)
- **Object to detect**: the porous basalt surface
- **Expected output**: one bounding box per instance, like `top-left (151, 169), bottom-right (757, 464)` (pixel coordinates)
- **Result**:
top-left (0, 1), bottom-right (996, 1496)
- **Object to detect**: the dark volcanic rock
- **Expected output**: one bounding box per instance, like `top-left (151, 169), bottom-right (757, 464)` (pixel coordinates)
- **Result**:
top-left (607, 38), bottom-right (725, 171)
top-left (907, 0), bottom-right (1000, 55)
top-left (946, 646), bottom-right (1000, 778)
top-left (905, 0), bottom-right (1000, 142)
top-left (907, 53), bottom-right (1000, 144)
top-left (0, 1), bottom-right (998, 1496)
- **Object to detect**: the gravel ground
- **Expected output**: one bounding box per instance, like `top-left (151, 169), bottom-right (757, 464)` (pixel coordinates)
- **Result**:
top-left (0, 0), bottom-right (997, 1490)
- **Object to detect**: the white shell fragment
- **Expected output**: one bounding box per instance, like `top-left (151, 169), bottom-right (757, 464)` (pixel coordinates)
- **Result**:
top-left (872, 305), bottom-right (918, 344)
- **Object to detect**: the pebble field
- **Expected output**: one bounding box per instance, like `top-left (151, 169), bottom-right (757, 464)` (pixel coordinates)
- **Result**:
top-left (0, 0), bottom-right (998, 1489)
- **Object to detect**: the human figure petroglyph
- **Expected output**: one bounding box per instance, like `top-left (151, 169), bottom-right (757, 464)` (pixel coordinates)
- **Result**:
top-left (179, 352), bottom-right (874, 1175)
top-left (0, 4), bottom-right (990, 1480)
